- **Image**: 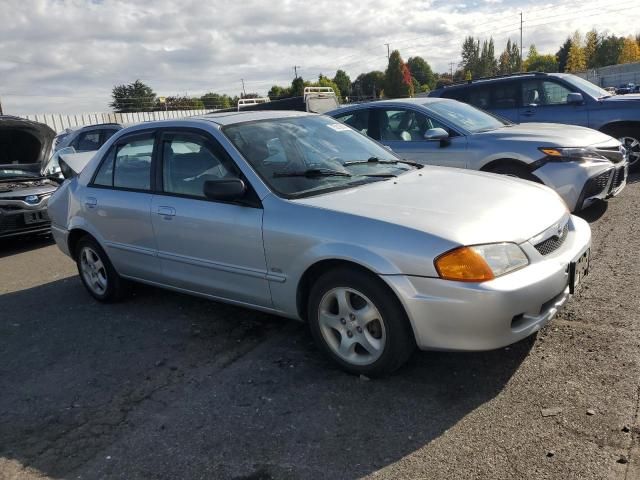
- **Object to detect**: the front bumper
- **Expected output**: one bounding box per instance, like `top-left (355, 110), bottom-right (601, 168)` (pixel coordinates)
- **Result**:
top-left (383, 215), bottom-right (591, 351)
top-left (533, 159), bottom-right (628, 211)
top-left (0, 197), bottom-right (52, 239)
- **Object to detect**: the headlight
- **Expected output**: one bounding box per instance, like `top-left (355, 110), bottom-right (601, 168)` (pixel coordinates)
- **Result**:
top-left (538, 147), bottom-right (609, 163)
top-left (435, 243), bottom-right (529, 282)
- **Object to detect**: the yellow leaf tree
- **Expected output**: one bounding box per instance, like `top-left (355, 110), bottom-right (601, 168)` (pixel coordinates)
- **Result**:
top-left (619, 36), bottom-right (640, 64)
top-left (566, 31), bottom-right (586, 72)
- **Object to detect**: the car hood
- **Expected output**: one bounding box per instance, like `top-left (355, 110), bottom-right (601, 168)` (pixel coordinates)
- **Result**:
top-left (0, 116), bottom-right (56, 171)
top-left (0, 178), bottom-right (58, 197)
top-left (602, 93), bottom-right (640, 102)
top-left (477, 122), bottom-right (617, 147)
top-left (294, 167), bottom-right (567, 246)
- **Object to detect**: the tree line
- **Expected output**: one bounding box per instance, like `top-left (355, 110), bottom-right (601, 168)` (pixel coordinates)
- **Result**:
top-left (457, 29), bottom-right (640, 81)
top-left (111, 28), bottom-right (640, 112)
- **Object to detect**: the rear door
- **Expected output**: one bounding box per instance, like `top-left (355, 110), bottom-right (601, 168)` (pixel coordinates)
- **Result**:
top-left (517, 78), bottom-right (589, 126)
top-left (150, 129), bottom-right (271, 307)
top-left (369, 107), bottom-right (468, 168)
top-left (82, 131), bottom-right (160, 279)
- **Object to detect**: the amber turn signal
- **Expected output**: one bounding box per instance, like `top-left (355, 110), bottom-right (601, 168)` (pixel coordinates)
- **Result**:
top-left (435, 246), bottom-right (495, 282)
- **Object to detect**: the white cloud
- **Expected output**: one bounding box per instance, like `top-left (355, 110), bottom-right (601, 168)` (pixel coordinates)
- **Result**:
top-left (0, 0), bottom-right (638, 114)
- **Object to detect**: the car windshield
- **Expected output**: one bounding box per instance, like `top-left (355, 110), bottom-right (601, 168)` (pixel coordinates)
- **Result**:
top-left (563, 74), bottom-right (611, 98)
top-left (426, 100), bottom-right (507, 133)
top-left (223, 115), bottom-right (417, 198)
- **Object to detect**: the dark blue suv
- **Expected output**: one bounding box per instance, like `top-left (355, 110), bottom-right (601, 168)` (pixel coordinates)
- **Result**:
top-left (429, 72), bottom-right (640, 170)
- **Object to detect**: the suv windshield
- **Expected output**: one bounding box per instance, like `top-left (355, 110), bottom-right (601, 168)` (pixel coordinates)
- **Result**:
top-left (563, 74), bottom-right (611, 99)
top-left (426, 100), bottom-right (507, 133)
top-left (223, 116), bottom-right (417, 198)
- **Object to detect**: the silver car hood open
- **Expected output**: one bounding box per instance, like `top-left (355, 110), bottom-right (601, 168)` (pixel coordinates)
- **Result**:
top-left (294, 167), bottom-right (567, 246)
top-left (479, 123), bottom-right (618, 147)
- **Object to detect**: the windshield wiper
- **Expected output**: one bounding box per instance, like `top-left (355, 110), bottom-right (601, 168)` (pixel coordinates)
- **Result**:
top-left (273, 168), bottom-right (351, 178)
top-left (343, 156), bottom-right (398, 166)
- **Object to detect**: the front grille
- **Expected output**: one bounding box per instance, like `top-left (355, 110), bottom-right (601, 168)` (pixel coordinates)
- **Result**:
top-left (584, 171), bottom-right (611, 198)
top-left (535, 223), bottom-right (569, 256)
top-left (610, 165), bottom-right (626, 192)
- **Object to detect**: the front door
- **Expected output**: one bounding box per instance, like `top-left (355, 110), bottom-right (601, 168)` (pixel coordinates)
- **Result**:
top-left (150, 130), bottom-right (271, 307)
top-left (82, 131), bottom-right (160, 279)
top-left (371, 107), bottom-right (468, 168)
top-left (517, 79), bottom-right (589, 126)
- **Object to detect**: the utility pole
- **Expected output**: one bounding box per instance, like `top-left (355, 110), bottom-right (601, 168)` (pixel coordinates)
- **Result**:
top-left (520, 12), bottom-right (523, 70)
top-left (293, 65), bottom-right (301, 78)
top-left (0, 96), bottom-right (3, 116)
top-left (384, 43), bottom-right (390, 60)
top-left (449, 62), bottom-right (455, 77)
top-left (240, 78), bottom-right (246, 97)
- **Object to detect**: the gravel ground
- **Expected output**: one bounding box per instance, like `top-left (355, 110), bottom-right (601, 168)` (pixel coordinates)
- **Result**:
top-left (1, 175), bottom-right (638, 480)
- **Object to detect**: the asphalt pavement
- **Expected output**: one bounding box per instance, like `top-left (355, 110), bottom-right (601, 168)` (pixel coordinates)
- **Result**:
top-left (1, 176), bottom-right (639, 480)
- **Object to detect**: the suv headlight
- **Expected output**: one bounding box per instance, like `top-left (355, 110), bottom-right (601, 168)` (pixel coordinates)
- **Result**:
top-left (435, 243), bottom-right (529, 282)
top-left (538, 147), bottom-right (609, 163)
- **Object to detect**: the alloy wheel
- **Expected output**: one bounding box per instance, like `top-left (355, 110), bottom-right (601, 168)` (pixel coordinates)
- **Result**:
top-left (317, 287), bottom-right (386, 366)
top-left (80, 246), bottom-right (108, 295)
top-left (620, 136), bottom-right (640, 167)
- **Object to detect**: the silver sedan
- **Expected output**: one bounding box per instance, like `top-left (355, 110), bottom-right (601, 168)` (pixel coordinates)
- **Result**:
top-left (48, 111), bottom-right (592, 376)
top-left (328, 99), bottom-right (628, 212)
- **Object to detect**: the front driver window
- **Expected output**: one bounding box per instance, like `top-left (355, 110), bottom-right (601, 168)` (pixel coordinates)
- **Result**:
top-left (162, 133), bottom-right (235, 198)
top-left (379, 109), bottom-right (450, 141)
top-left (522, 80), bottom-right (572, 106)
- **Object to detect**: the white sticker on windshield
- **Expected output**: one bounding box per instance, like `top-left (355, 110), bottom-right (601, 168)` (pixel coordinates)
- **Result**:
top-left (327, 123), bottom-right (351, 132)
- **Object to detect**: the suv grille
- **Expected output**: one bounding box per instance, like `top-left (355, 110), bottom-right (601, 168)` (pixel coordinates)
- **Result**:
top-left (610, 166), bottom-right (626, 191)
top-left (535, 223), bottom-right (569, 256)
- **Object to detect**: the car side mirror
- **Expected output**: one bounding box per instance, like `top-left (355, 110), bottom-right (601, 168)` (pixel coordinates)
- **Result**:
top-left (203, 178), bottom-right (246, 201)
top-left (424, 128), bottom-right (449, 141)
top-left (567, 92), bottom-right (584, 104)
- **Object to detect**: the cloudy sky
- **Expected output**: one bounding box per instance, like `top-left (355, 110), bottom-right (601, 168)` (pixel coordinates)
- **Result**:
top-left (1, 0), bottom-right (637, 115)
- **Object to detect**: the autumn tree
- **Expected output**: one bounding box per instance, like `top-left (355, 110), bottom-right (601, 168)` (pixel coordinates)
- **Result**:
top-left (384, 50), bottom-right (414, 98)
top-left (619, 36), bottom-right (640, 64)
top-left (565, 31), bottom-right (586, 72)
top-left (460, 36), bottom-right (480, 78)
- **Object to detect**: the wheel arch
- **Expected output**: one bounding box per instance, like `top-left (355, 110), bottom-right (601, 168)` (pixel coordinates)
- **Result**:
top-left (480, 157), bottom-right (534, 173)
top-left (600, 120), bottom-right (640, 135)
top-left (67, 228), bottom-right (96, 261)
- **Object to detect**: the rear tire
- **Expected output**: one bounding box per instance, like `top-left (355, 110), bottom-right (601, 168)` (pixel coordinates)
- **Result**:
top-left (75, 236), bottom-right (128, 302)
top-left (307, 267), bottom-right (415, 377)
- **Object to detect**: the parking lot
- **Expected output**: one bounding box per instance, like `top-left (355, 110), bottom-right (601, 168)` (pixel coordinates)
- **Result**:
top-left (0, 176), bottom-right (638, 480)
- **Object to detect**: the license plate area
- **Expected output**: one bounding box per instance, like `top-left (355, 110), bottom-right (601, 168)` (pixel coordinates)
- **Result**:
top-left (569, 248), bottom-right (590, 294)
top-left (23, 210), bottom-right (49, 224)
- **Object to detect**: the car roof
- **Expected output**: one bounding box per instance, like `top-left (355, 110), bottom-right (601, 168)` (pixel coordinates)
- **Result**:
top-left (434, 72), bottom-right (567, 92)
top-left (196, 110), bottom-right (312, 126)
top-left (328, 97), bottom-right (451, 114)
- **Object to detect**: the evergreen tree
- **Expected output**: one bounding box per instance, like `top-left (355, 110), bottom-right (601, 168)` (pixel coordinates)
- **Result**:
top-left (460, 36), bottom-right (480, 78)
top-left (332, 70), bottom-right (351, 99)
top-left (584, 29), bottom-right (600, 69)
top-left (498, 39), bottom-right (512, 74)
top-left (595, 35), bottom-right (624, 67)
top-left (556, 37), bottom-right (572, 72)
top-left (110, 80), bottom-right (156, 113)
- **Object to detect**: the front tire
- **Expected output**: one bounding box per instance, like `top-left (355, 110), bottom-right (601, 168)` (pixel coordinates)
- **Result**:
top-left (76, 236), bottom-right (128, 302)
top-left (307, 268), bottom-right (415, 376)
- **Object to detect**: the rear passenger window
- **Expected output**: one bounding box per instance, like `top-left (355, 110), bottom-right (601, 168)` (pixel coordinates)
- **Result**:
top-left (75, 131), bottom-right (101, 151)
top-left (467, 87), bottom-right (491, 109)
top-left (93, 134), bottom-right (154, 190)
top-left (333, 110), bottom-right (370, 136)
top-left (491, 82), bottom-right (519, 109)
top-left (113, 136), bottom-right (153, 190)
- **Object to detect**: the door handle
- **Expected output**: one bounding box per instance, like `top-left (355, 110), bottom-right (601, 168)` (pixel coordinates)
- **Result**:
top-left (157, 206), bottom-right (176, 217)
top-left (521, 110), bottom-right (535, 117)
top-left (85, 197), bottom-right (97, 208)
